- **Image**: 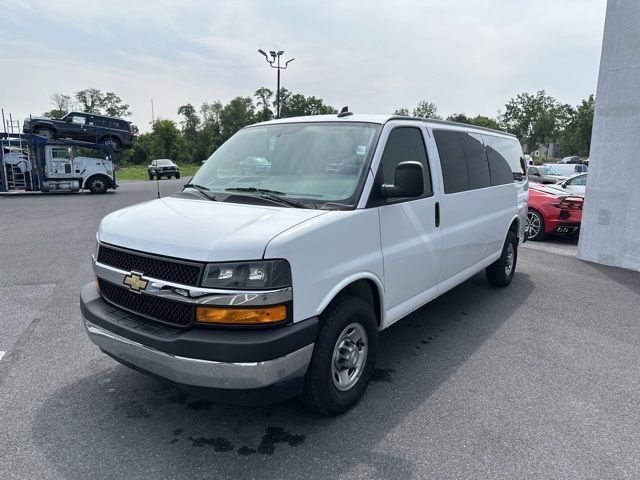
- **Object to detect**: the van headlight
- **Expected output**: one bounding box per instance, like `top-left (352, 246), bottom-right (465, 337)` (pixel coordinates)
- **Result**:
top-left (201, 260), bottom-right (291, 290)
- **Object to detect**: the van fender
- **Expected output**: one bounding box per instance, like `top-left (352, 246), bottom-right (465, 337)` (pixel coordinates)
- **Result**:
top-left (314, 271), bottom-right (385, 326)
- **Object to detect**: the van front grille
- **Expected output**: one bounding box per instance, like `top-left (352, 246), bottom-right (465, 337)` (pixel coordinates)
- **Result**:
top-left (97, 278), bottom-right (194, 327)
top-left (97, 245), bottom-right (203, 286)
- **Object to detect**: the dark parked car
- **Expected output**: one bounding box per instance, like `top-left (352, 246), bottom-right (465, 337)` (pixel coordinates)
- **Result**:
top-left (23, 112), bottom-right (134, 150)
top-left (148, 159), bottom-right (180, 180)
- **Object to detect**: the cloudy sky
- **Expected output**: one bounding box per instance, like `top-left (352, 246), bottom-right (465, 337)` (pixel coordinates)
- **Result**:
top-left (0, 0), bottom-right (606, 132)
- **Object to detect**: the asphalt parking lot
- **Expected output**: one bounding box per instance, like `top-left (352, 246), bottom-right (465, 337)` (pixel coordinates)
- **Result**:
top-left (1, 180), bottom-right (640, 480)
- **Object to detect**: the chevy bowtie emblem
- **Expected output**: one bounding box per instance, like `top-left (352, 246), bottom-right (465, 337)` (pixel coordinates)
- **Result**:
top-left (123, 272), bottom-right (148, 293)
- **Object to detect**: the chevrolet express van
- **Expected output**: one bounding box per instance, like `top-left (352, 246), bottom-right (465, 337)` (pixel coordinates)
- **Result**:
top-left (81, 113), bottom-right (528, 415)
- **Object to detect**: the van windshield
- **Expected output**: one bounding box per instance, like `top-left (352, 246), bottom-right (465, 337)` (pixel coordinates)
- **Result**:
top-left (190, 122), bottom-right (380, 207)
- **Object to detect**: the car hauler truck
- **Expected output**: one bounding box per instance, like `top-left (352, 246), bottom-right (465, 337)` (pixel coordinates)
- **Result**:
top-left (0, 133), bottom-right (117, 194)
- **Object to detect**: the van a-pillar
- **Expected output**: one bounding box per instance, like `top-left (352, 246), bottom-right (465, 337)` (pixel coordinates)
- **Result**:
top-left (577, 0), bottom-right (640, 272)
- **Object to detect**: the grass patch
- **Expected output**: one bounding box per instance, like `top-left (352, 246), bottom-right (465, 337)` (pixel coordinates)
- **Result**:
top-left (115, 164), bottom-right (201, 181)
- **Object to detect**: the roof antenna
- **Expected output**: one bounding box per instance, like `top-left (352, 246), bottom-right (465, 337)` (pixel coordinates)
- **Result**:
top-left (337, 106), bottom-right (353, 118)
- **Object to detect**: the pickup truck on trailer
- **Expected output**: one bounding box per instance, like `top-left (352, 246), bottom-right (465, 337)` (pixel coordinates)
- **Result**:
top-left (0, 134), bottom-right (116, 193)
top-left (81, 112), bottom-right (528, 415)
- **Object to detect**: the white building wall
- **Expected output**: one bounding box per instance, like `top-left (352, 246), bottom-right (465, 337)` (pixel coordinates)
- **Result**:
top-left (577, 0), bottom-right (640, 272)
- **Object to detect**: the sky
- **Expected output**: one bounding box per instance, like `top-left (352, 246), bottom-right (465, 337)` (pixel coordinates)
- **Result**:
top-left (0, 0), bottom-right (607, 133)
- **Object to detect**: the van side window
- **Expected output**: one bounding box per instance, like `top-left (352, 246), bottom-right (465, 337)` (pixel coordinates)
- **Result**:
top-left (434, 130), bottom-right (490, 193)
top-left (463, 133), bottom-right (490, 189)
top-left (482, 135), bottom-right (525, 184)
top-left (380, 127), bottom-right (433, 196)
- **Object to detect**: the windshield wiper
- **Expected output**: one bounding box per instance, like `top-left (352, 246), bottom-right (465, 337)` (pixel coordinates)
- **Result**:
top-left (224, 187), bottom-right (314, 209)
top-left (183, 183), bottom-right (219, 201)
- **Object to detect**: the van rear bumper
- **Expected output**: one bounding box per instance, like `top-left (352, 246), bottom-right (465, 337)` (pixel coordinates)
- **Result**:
top-left (80, 283), bottom-right (316, 399)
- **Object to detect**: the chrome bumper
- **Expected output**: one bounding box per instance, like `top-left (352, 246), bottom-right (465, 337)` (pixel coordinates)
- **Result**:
top-left (84, 320), bottom-right (313, 389)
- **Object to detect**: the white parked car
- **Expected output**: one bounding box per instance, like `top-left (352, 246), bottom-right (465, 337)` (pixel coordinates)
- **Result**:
top-left (80, 113), bottom-right (528, 415)
top-left (558, 172), bottom-right (587, 196)
top-left (543, 163), bottom-right (587, 177)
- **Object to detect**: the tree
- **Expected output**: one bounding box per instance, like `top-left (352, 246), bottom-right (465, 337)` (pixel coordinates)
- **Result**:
top-left (412, 100), bottom-right (442, 120)
top-left (279, 89), bottom-right (336, 118)
top-left (43, 93), bottom-right (73, 118)
top-left (220, 97), bottom-right (255, 141)
top-left (447, 113), bottom-right (471, 124)
top-left (74, 88), bottom-right (131, 117)
top-left (558, 94), bottom-right (595, 156)
top-left (254, 87), bottom-right (274, 122)
top-left (501, 90), bottom-right (566, 150)
top-left (393, 100), bottom-right (442, 119)
top-left (469, 115), bottom-right (502, 130)
top-left (149, 118), bottom-right (188, 162)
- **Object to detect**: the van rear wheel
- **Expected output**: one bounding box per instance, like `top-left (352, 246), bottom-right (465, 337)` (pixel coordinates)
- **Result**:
top-left (300, 295), bottom-right (377, 416)
top-left (486, 231), bottom-right (517, 287)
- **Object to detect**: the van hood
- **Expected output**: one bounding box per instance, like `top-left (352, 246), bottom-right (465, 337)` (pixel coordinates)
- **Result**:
top-left (98, 194), bottom-right (328, 262)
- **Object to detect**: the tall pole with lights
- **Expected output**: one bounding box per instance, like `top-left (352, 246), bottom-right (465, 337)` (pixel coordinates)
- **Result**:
top-left (257, 49), bottom-right (295, 118)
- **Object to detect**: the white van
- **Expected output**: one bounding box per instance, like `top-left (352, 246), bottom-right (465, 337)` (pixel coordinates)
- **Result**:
top-left (81, 114), bottom-right (528, 415)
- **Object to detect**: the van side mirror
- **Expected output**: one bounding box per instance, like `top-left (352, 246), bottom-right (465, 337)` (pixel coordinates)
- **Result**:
top-left (381, 161), bottom-right (424, 198)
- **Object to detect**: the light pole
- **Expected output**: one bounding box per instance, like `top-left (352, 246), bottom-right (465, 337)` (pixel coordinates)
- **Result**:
top-left (257, 49), bottom-right (295, 118)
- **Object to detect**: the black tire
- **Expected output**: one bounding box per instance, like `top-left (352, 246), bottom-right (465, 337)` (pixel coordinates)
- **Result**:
top-left (300, 295), bottom-right (378, 416)
top-left (527, 209), bottom-right (546, 241)
top-left (34, 127), bottom-right (54, 139)
top-left (176, 173), bottom-right (180, 179)
top-left (486, 231), bottom-right (518, 287)
top-left (87, 176), bottom-right (108, 194)
top-left (148, 173), bottom-right (154, 180)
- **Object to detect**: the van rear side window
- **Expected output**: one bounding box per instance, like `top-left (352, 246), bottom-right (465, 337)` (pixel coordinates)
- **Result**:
top-left (482, 135), bottom-right (526, 184)
top-left (433, 130), bottom-right (490, 193)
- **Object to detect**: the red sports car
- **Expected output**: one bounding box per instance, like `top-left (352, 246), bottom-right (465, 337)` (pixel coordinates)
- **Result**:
top-left (527, 184), bottom-right (583, 241)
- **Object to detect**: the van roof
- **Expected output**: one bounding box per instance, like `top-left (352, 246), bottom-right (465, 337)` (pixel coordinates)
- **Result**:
top-left (254, 114), bottom-right (516, 138)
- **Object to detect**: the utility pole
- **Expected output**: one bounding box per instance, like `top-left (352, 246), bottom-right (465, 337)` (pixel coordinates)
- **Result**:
top-left (257, 49), bottom-right (295, 118)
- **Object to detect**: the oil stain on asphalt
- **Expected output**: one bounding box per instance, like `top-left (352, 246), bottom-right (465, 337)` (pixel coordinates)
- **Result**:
top-left (186, 427), bottom-right (305, 455)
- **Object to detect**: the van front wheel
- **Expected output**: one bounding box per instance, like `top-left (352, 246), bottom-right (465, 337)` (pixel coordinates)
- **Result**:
top-left (486, 231), bottom-right (518, 287)
top-left (300, 295), bottom-right (378, 416)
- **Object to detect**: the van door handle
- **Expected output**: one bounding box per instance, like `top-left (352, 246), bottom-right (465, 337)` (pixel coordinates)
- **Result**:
top-left (435, 202), bottom-right (440, 228)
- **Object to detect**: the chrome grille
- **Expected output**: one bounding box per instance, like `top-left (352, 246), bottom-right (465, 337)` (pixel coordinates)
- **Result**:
top-left (97, 244), bottom-right (202, 286)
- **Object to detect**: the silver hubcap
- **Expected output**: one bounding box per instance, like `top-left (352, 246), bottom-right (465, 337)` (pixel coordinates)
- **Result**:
top-left (93, 180), bottom-right (105, 191)
top-left (527, 211), bottom-right (541, 239)
top-left (505, 243), bottom-right (514, 276)
top-left (331, 323), bottom-right (368, 391)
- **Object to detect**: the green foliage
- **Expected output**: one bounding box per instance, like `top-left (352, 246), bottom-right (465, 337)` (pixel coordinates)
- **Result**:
top-left (412, 100), bottom-right (442, 120)
top-left (557, 94), bottom-right (595, 156)
top-left (446, 113), bottom-right (471, 124)
top-left (394, 100), bottom-right (442, 119)
top-left (469, 115), bottom-right (502, 130)
top-left (279, 88), bottom-right (337, 117)
top-left (42, 109), bottom-right (67, 119)
top-left (220, 97), bottom-right (256, 141)
top-left (74, 88), bottom-right (131, 117)
top-left (501, 90), bottom-right (568, 151)
top-left (393, 107), bottom-right (411, 116)
top-left (446, 113), bottom-right (502, 130)
top-left (254, 87), bottom-right (274, 122)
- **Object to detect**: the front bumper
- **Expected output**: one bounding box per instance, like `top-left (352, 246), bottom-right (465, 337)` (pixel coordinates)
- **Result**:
top-left (80, 283), bottom-right (316, 397)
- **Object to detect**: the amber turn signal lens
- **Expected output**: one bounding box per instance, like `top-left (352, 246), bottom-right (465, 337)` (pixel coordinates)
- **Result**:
top-left (195, 305), bottom-right (287, 325)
